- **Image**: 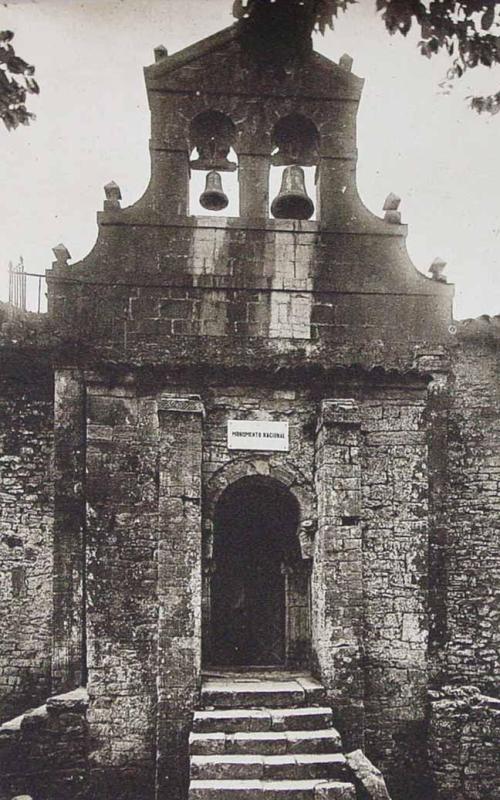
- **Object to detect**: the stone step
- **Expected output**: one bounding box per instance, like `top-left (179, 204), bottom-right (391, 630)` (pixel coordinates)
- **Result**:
top-left (189, 729), bottom-right (342, 757)
top-left (191, 753), bottom-right (347, 781)
top-left (188, 779), bottom-right (356, 800)
top-left (201, 678), bottom-right (324, 709)
top-left (193, 707), bottom-right (334, 734)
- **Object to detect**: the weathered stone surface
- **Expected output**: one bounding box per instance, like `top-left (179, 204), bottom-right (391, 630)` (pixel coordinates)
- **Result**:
top-left (271, 708), bottom-right (333, 732)
top-left (294, 755), bottom-right (347, 781)
top-left (0, 371), bottom-right (53, 721)
top-left (315, 782), bottom-right (356, 799)
top-left (194, 710), bottom-right (272, 734)
top-left (190, 733), bottom-right (227, 756)
top-left (286, 730), bottom-right (342, 755)
top-left (189, 778), bottom-right (324, 800)
top-left (201, 679), bottom-right (306, 709)
top-left (226, 731), bottom-right (289, 756)
top-left (191, 754), bottom-right (264, 781)
top-left (0, 688), bottom-right (89, 800)
top-left (345, 749), bottom-right (391, 799)
top-left (46, 686), bottom-right (89, 712)
top-left (443, 337), bottom-right (500, 695)
top-left (428, 685), bottom-right (500, 800)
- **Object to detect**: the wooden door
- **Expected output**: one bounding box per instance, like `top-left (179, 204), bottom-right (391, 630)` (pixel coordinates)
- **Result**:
top-left (210, 529), bottom-right (285, 666)
top-left (205, 475), bottom-right (306, 669)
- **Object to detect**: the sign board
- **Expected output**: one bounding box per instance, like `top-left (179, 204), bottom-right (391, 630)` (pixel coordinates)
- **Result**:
top-left (227, 420), bottom-right (289, 452)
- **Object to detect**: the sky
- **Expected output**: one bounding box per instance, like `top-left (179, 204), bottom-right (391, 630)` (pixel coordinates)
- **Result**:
top-left (1, 0), bottom-right (499, 319)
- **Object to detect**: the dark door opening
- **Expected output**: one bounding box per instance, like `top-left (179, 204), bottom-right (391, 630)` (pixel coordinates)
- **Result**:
top-left (205, 475), bottom-right (305, 668)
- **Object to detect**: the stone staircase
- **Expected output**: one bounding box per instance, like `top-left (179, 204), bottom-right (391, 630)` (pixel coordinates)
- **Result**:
top-left (188, 675), bottom-right (357, 799)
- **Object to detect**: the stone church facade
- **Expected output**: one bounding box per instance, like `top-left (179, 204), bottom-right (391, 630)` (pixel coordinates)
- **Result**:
top-left (0, 23), bottom-right (499, 800)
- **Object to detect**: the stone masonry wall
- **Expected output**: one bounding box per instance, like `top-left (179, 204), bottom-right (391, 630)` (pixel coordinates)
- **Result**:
top-left (0, 372), bottom-right (53, 722)
top-left (428, 685), bottom-right (500, 800)
top-left (201, 383), bottom-right (316, 497)
top-left (361, 384), bottom-right (430, 800)
top-left (12, 354), bottom-right (492, 800)
top-left (444, 333), bottom-right (500, 692)
top-left (48, 219), bottom-right (452, 369)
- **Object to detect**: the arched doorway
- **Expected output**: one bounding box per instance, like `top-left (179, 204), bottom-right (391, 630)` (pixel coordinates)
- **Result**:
top-left (204, 475), bottom-right (310, 668)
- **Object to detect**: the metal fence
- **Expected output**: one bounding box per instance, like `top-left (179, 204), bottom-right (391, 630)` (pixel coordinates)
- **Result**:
top-left (8, 259), bottom-right (47, 313)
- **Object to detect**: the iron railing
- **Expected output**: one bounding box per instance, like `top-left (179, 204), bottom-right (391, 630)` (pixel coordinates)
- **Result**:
top-left (8, 260), bottom-right (46, 313)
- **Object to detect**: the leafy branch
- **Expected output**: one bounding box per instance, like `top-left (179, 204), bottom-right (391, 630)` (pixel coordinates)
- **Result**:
top-left (233, 0), bottom-right (500, 113)
top-left (0, 30), bottom-right (39, 131)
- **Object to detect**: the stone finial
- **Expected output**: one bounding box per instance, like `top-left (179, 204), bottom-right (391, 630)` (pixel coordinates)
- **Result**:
top-left (52, 243), bottom-right (71, 265)
top-left (429, 257), bottom-right (447, 282)
top-left (104, 181), bottom-right (122, 210)
top-left (339, 53), bottom-right (353, 72)
top-left (383, 193), bottom-right (401, 223)
top-left (383, 192), bottom-right (401, 211)
top-left (154, 45), bottom-right (168, 62)
top-left (104, 181), bottom-right (121, 201)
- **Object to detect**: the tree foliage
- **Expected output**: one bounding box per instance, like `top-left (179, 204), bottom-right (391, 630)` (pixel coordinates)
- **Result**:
top-left (0, 30), bottom-right (39, 131)
top-left (233, 0), bottom-right (500, 113)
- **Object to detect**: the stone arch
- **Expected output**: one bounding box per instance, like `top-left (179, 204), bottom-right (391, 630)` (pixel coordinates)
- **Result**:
top-left (271, 113), bottom-right (320, 167)
top-left (204, 456), bottom-right (316, 543)
top-left (188, 109), bottom-right (238, 172)
top-left (188, 109), bottom-right (239, 215)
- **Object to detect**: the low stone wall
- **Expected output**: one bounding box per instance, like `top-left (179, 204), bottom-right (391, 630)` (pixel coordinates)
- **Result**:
top-left (428, 685), bottom-right (500, 800)
top-left (0, 688), bottom-right (89, 800)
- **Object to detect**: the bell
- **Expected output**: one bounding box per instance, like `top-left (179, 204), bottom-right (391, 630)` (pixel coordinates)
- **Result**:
top-left (199, 170), bottom-right (229, 211)
top-left (271, 165), bottom-right (314, 220)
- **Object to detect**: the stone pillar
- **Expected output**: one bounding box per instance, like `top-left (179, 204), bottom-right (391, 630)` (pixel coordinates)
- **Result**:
top-left (52, 369), bottom-right (86, 692)
top-left (239, 153), bottom-right (270, 218)
top-left (149, 143), bottom-right (189, 216)
top-left (156, 395), bottom-right (204, 800)
top-left (313, 398), bottom-right (364, 747)
top-left (317, 156), bottom-right (357, 229)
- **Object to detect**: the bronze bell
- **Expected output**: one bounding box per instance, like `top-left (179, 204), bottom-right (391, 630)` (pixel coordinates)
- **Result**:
top-left (199, 170), bottom-right (229, 211)
top-left (271, 165), bottom-right (314, 220)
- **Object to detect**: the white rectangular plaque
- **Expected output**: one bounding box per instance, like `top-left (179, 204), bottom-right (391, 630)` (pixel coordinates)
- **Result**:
top-left (227, 420), bottom-right (289, 452)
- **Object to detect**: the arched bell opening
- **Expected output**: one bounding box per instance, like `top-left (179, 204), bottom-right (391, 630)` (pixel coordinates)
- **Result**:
top-left (202, 475), bottom-right (311, 669)
top-left (188, 110), bottom-right (239, 216)
top-left (269, 113), bottom-right (319, 221)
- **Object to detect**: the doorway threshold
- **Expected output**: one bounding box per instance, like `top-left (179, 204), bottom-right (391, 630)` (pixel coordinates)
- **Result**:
top-left (203, 666), bottom-right (314, 681)
top-left (200, 671), bottom-right (325, 708)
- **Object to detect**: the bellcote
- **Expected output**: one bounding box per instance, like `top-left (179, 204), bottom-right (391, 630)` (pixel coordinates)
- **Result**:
top-left (142, 25), bottom-right (367, 226)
